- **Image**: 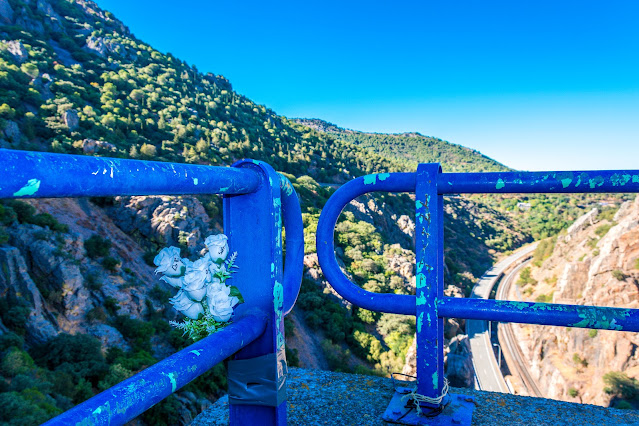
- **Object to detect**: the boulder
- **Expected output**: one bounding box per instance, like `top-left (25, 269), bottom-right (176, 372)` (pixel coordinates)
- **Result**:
top-left (2, 120), bottom-right (21, 143)
top-left (3, 40), bottom-right (27, 63)
top-left (446, 335), bottom-right (474, 388)
top-left (82, 139), bottom-right (117, 154)
top-left (86, 324), bottom-right (131, 352)
top-left (85, 35), bottom-right (107, 56)
top-left (63, 109), bottom-right (79, 130)
top-left (107, 195), bottom-right (215, 257)
top-left (565, 208), bottom-right (598, 242)
top-left (397, 214), bottom-right (415, 238)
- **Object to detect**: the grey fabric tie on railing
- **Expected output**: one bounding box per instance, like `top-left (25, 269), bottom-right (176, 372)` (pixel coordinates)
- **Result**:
top-left (227, 346), bottom-right (287, 406)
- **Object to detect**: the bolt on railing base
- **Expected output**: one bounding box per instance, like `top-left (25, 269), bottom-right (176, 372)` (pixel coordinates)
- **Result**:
top-left (382, 391), bottom-right (474, 425)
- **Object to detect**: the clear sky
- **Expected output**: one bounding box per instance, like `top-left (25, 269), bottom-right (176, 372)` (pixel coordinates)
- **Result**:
top-left (97, 0), bottom-right (639, 171)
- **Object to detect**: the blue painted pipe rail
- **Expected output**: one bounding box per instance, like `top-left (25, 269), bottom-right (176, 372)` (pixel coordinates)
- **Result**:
top-left (438, 298), bottom-right (639, 331)
top-left (0, 150), bottom-right (305, 425)
top-left (316, 165), bottom-right (639, 419)
top-left (43, 312), bottom-right (267, 426)
top-left (440, 170), bottom-right (639, 194)
top-left (316, 169), bottom-right (639, 316)
top-left (280, 174), bottom-right (304, 316)
top-left (0, 149), bottom-right (260, 198)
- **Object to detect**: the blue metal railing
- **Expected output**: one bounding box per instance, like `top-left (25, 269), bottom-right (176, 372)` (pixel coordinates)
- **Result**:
top-left (0, 149), bottom-right (304, 426)
top-left (316, 165), bottom-right (639, 419)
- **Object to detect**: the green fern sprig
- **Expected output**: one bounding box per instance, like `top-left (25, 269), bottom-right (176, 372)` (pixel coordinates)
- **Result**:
top-left (169, 314), bottom-right (229, 342)
top-left (214, 251), bottom-right (239, 283)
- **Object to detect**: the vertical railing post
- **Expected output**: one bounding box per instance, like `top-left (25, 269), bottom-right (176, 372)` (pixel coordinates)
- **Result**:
top-left (224, 160), bottom-right (286, 426)
top-left (415, 163), bottom-right (445, 410)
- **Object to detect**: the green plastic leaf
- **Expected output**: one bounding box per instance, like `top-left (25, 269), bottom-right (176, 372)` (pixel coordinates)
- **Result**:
top-left (229, 286), bottom-right (244, 304)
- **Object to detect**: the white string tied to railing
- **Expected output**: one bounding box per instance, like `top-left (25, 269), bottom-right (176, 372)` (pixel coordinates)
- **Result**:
top-left (401, 378), bottom-right (450, 416)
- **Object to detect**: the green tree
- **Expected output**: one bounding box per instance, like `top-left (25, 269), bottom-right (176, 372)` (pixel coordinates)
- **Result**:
top-left (20, 63), bottom-right (39, 79)
top-left (140, 143), bottom-right (157, 158)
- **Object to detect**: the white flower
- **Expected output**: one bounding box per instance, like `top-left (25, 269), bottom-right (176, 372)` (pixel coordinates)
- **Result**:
top-left (183, 258), bottom-right (211, 301)
top-left (160, 275), bottom-right (184, 288)
top-left (154, 246), bottom-right (186, 277)
top-left (170, 290), bottom-right (204, 319)
top-left (205, 234), bottom-right (229, 264)
top-left (208, 261), bottom-right (226, 278)
top-left (206, 284), bottom-right (239, 322)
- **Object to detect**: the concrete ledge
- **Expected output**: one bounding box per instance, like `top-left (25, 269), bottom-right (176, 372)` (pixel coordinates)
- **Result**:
top-left (191, 368), bottom-right (639, 425)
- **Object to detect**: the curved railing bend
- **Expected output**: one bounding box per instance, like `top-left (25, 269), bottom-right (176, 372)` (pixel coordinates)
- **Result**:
top-left (316, 165), bottom-right (639, 420)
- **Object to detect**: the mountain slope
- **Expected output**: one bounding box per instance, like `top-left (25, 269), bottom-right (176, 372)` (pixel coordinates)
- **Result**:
top-left (295, 118), bottom-right (509, 173)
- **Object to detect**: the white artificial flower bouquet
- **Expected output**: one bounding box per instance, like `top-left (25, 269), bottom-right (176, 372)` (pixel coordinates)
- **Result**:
top-left (153, 234), bottom-right (244, 341)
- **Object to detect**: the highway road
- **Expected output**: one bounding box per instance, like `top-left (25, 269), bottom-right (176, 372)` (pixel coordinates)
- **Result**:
top-left (467, 243), bottom-right (537, 393)
top-left (496, 259), bottom-right (544, 397)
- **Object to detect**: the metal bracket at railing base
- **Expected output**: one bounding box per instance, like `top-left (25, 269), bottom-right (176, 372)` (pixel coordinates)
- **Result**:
top-left (227, 346), bottom-right (287, 407)
top-left (382, 392), bottom-right (474, 425)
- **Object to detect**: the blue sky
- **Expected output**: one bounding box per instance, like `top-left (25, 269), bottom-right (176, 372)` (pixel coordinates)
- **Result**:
top-left (97, 0), bottom-right (638, 171)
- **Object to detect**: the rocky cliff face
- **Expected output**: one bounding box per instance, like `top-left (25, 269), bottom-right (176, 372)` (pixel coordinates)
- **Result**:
top-left (0, 195), bottom-right (222, 349)
top-left (0, 196), bottom-right (222, 423)
top-left (513, 196), bottom-right (639, 406)
top-left (0, 198), bottom-right (156, 347)
top-left (105, 195), bottom-right (220, 258)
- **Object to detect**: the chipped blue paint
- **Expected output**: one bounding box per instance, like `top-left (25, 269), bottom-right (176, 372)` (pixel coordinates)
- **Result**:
top-left (193, 178), bottom-right (199, 185)
top-left (589, 176), bottom-right (605, 188)
top-left (571, 307), bottom-right (631, 330)
top-left (416, 273), bottom-right (426, 288)
top-left (505, 301), bottom-right (528, 310)
top-left (378, 173), bottom-right (390, 181)
top-left (363, 174), bottom-right (377, 185)
top-left (611, 173), bottom-right (632, 187)
top-left (190, 350), bottom-right (202, 357)
top-left (561, 177), bottom-right (572, 188)
top-left (164, 372), bottom-right (177, 392)
top-left (274, 280), bottom-right (285, 349)
top-left (13, 178), bottom-right (40, 196)
top-left (496, 178), bottom-right (505, 189)
top-left (432, 372), bottom-right (438, 390)
top-left (417, 312), bottom-right (424, 332)
top-left (416, 292), bottom-right (426, 305)
top-left (220, 186), bottom-right (229, 192)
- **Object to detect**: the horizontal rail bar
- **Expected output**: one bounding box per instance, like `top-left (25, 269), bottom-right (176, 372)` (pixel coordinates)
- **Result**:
top-left (0, 149), bottom-right (261, 198)
top-left (44, 312), bottom-right (267, 426)
top-left (438, 298), bottom-right (639, 331)
top-left (280, 174), bottom-right (304, 316)
top-left (440, 170), bottom-right (639, 194)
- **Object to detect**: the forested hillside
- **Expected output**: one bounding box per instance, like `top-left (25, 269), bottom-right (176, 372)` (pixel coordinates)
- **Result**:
top-left (294, 118), bottom-right (509, 173)
top-left (0, 1), bottom-right (627, 424)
